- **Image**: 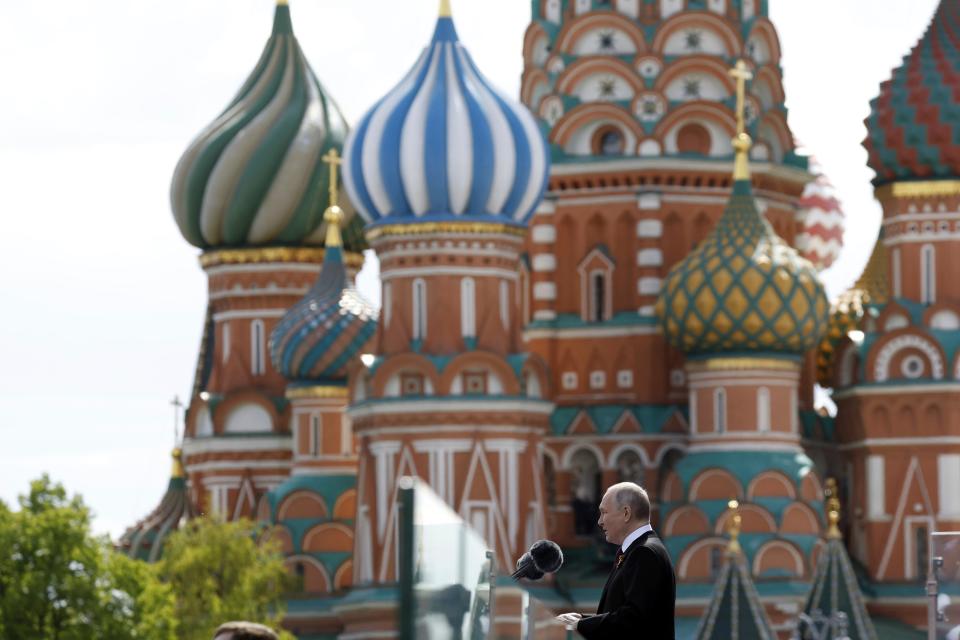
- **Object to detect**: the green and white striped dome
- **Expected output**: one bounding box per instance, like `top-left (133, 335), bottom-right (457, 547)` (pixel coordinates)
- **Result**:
top-left (170, 2), bottom-right (350, 249)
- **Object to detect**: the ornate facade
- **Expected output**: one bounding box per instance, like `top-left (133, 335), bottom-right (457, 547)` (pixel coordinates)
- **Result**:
top-left (120, 0), bottom-right (960, 637)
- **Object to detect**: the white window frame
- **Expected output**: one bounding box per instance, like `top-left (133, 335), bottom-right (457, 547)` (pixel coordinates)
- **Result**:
top-left (250, 319), bottom-right (266, 376)
top-left (757, 387), bottom-right (770, 432)
top-left (921, 244), bottom-right (936, 304)
top-left (413, 278), bottom-right (427, 340)
top-left (714, 388), bottom-right (727, 433)
top-left (461, 277), bottom-right (476, 339)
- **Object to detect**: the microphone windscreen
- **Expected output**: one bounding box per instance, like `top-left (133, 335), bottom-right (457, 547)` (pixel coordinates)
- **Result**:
top-left (515, 552), bottom-right (544, 580)
top-left (529, 539), bottom-right (563, 574)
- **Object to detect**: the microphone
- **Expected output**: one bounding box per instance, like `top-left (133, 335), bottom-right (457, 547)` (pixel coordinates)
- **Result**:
top-left (511, 539), bottom-right (563, 580)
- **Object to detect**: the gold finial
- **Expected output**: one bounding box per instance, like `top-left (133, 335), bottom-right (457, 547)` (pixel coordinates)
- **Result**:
top-left (321, 148), bottom-right (344, 248)
top-left (277, 0), bottom-right (288, 5)
top-left (726, 499), bottom-right (742, 554)
top-left (729, 60), bottom-right (753, 181)
top-left (171, 448), bottom-right (185, 479)
top-left (439, 0), bottom-right (452, 17)
top-left (825, 477), bottom-right (842, 540)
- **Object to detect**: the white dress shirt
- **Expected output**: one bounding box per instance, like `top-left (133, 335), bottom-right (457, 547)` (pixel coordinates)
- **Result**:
top-left (620, 523), bottom-right (653, 553)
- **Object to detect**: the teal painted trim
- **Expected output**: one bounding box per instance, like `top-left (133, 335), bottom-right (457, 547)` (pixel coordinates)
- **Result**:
top-left (349, 395), bottom-right (554, 409)
top-left (674, 450), bottom-right (815, 494)
top-left (547, 403), bottom-right (682, 435)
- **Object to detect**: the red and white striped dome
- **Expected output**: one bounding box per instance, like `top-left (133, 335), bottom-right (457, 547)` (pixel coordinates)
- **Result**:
top-left (796, 161), bottom-right (845, 271)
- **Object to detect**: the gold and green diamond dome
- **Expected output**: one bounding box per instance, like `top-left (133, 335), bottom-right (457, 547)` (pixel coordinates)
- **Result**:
top-left (656, 181), bottom-right (829, 355)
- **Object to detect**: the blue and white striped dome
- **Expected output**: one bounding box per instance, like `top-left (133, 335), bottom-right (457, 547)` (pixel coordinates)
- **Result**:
top-left (342, 11), bottom-right (550, 228)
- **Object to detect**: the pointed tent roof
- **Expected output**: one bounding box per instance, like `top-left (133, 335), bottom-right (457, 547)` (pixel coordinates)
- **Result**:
top-left (695, 500), bottom-right (776, 640)
top-left (798, 479), bottom-right (878, 640)
top-left (117, 449), bottom-right (196, 562)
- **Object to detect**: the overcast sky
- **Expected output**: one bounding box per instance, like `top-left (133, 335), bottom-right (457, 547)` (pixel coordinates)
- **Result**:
top-left (0, 0), bottom-right (940, 537)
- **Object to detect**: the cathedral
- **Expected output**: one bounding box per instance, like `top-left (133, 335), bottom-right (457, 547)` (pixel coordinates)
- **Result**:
top-left (118, 0), bottom-right (960, 637)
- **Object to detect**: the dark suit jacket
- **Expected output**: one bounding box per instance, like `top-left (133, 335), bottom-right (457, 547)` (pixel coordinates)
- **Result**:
top-left (576, 530), bottom-right (676, 639)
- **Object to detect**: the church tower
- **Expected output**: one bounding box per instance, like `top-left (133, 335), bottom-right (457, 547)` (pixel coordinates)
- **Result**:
top-left (341, 2), bottom-right (553, 583)
top-left (518, 0), bottom-right (818, 551)
top-left (820, 0), bottom-right (960, 609)
top-left (655, 59), bottom-right (829, 629)
top-left (169, 1), bottom-right (366, 520)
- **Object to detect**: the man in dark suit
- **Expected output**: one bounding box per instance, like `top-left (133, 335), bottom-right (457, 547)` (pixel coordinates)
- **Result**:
top-left (556, 482), bottom-right (676, 639)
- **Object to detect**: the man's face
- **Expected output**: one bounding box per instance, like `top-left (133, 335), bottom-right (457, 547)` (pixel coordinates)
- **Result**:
top-left (597, 490), bottom-right (629, 545)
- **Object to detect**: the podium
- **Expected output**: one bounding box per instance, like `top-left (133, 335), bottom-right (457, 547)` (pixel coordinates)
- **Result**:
top-left (396, 477), bottom-right (578, 640)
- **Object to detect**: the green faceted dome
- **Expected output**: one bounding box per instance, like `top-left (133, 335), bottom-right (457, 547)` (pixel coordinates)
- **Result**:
top-left (656, 181), bottom-right (829, 355)
top-left (170, 3), bottom-right (359, 250)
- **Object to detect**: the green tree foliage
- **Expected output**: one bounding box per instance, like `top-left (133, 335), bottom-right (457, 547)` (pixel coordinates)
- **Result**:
top-left (0, 477), bottom-right (294, 639)
top-left (0, 475), bottom-right (176, 639)
top-left (157, 517), bottom-right (294, 640)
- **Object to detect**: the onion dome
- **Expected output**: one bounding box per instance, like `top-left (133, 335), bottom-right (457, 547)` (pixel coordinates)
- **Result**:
top-left (117, 449), bottom-right (195, 563)
top-left (657, 62), bottom-right (829, 356)
top-left (342, 2), bottom-right (549, 229)
top-left (796, 160), bottom-right (845, 271)
top-left (694, 501), bottom-right (776, 640)
top-left (269, 198), bottom-right (377, 382)
top-left (799, 480), bottom-right (879, 640)
top-left (170, 1), bottom-right (352, 249)
top-left (815, 231), bottom-right (889, 385)
top-left (864, 0), bottom-right (960, 185)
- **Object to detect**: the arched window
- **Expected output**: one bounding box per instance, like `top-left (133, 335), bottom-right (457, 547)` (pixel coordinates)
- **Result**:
top-left (543, 455), bottom-right (557, 507)
top-left (615, 450), bottom-right (645, 485)
top-left (222, 321), bottom-right (231, 363)
top-left (757, 387), bottom-right (770, 432)
top-left (412, 278), bottom-right (427, 341)
top-left (310, 414), bottom-right (321, 457)
top-left (500, 280), bottom-right (510, 330)
top-left (714, 388), bottom-right (727, 433)
top-left (593, 126), bottom-right (625, 156)
top-left (383, 282), bottom-right (392, 329)
top-left (916, 526), bottom-right (929, 583)
top-left (461, 277), bottom-right (476, 339)
top-left (250, 319), bottom-right (266, 376)
top-left (892, 248), bottom-right (902, 298)
top-left (592, 272), bottom-right (606, 322)
top-left (921, 244), bottom-right (936, 304)
top-left (570, 449), bottom-right (602, 536)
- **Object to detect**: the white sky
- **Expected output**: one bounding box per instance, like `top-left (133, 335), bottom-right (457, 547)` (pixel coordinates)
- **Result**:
top-left (0, 0), bottom-right (940, 537)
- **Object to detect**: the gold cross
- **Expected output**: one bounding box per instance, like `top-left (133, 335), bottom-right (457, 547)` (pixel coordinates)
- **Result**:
top-left (322, 148), bottom-right (343, 210)
top-left (170, 395), bottom-right (183, 442)
top-left (729, 60), bottom-right (753, 137)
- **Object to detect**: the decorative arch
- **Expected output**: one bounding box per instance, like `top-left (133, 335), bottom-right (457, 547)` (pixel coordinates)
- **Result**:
top-left (438, 351), bottom-right (521, 396)
top-left (924, 304), bottom-right (960, 331)
top-left (714, 503), bottom-right (777, 534)
top-left (800, 471), bottom-right (823, 503)
top-left (521, 68), bottom-right (551, 108)
top-left (678, 537), bottom-right (727, 580)
top-left (522, 21), bottom-right (551, 67)
top-left (213, 390), bottom-right (279, 435)
top-left (333, 489), bottom-right (358, 520)
top-left (555, 12), bottom-right (647, 55)
top-left (277, 491), bottom-right (328, 521)
top-left (870, 331), bottom-right (946, 382)
top-left (836, 341), bottom-right (859, 388)
top-left (551, 103), bottom-right (646, 150)
top-left (607, 443), bottom-right (652, 469)
top-left (286, 555), bottom-right (330, 594)
top-left (261, 525), bottom-right (294, 554)
top-left (688, 468), bottom-right (742, 501)
top-left (756, 111), bottom-right (792, 163)
top-left (652, 12), bottom-right (741, 57)
top-left (653, 443), bottom-right (686, 467)
top-left (780, 502), bottom-right (821, 535)
top-left (370, 352), bottom-right (441, 397)
top-left (556, 57), bottom-right (646, 102)
top-left (521, 353), bottom-right (551, 399)
top-left (302, 522), bottom-right (354, 553)
top-left (655, 56), bottom-right (735, 96)
top-left (745, 18), bottom-right (783, 64)
top-left (747, 471), bottom-right (796, 500)
top-left (334, 559), bottom-right (354, 590)
top-left (665, 505), bottom-right (711, 536)
top-left (752, 539), bottom-right (805, 578)
top-left (655, 102), bottom-right (736, 157)
top-left (561, 443), bottom-right (607, 471)
top-left (751, 66), bottom-right (784, 110)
